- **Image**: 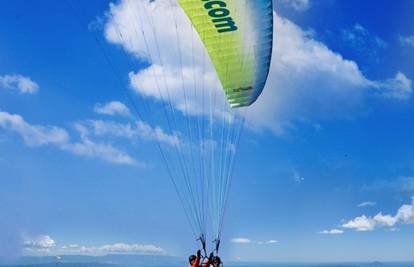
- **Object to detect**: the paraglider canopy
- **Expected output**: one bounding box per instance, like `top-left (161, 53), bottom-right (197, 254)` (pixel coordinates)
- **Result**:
top-left (178, 0), bottom-right (273, 107)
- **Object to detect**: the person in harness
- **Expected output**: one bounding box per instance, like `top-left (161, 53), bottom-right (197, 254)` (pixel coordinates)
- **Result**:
top-left (189, 250), bottom-right (219, 267)
top-left (189, 250), bottom-right (202, 267)
top-left (211, 255), bottom-right (222, 267)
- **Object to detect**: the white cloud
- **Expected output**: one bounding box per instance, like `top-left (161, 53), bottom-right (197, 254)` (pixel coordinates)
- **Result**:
top-left (342, 215), bottom-right (376, 231)
top-left (62, 135), bottom-right (137, 166)
top-left (231, 237), bottom-right (278, 245)
top-left (396, 198), bottom-right (414, 224)
top-left (400, 35), bottom-right (414, 47)
top-left (231, 238), bottom-right (251, 244)
top-left (0, 110), bottom-right (70, 147)
top-left (61, 244), bottom-right (79, 249)
top-left (318, 229), bottom-right (344, 235)
top-left (0, 74), bottom-right (39, 94)
top-left (90, 119), bottom-right (135, 138)
top-left (128, 66), bottom-right (224, 117)
top-left (280, 0), bottom-right (310, 11)
top-left (358, 201), bottom-right (376, 207)
top-left (86, 119), bottom-right (180, 146)
top-left (0, 110), bottom-right (137, 166)
top-left (94, 101), bottom-right (132, 117)
top-left (104, 1), bottom-right (412, 136)
top-left (257, 240), bottom-right (279, 244)
top-left (98, 243), bottom-right (164, 254)
top-left (136, 120), bottom-right (180, 146)
top-left (245, 15), bottom-right (411, 134)
top-left (24, 238), bottom-right (165, 256)
top-left (343, 196), bottom-right (414, 231)
top-left (370, 72), bottom-right (412, 100)
top-left (23, 235), bottom-right (56, 254)
top-left (373, 213), bottom-right (398, 227)
top-left (58, 242), bottom-right (165, 256)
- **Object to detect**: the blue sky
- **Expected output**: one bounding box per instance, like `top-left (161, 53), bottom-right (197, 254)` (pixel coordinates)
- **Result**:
top-left (1, 0), bottom-right (414, 262)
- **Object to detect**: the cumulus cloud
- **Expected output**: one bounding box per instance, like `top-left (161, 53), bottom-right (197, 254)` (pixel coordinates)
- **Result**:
top-left (370, 72), bottom-right (412, 100)
top-left (96, 243), bottom-right (164, 254)
top-left (358, 201), bottom-right (376, 207)
top-left (23, 235), bottom-right (56, 255)
top-left (231, 237), bottom-right (278, 245)
top-left (373, 213), bottom-right (398, 227)
top-left (105, 0), bottom-right (228, 119)
top-left (84, 119), bottom-right (180, 146)
top-left (342, 196), bottom-right (414, 231)
top-left (400, 35), bottom-right (414, 48)
top-left (245, 16), bottom-right (411, 134)
top-left (103, 1), bottom-right (412, 136)
top-left (63, 132), bottom-right (138, 166)
top-left (0, 110), bottom-right (137, 165)
top-left (280, 0), bottom-right (310, 11)
top-left (135, 120), bottom-right (180, 146)
top-left (0, 74), bottom-right (39, 94)
top-left (128, 66), bottom-right (224, 117)
top-left (397, 199), bottom-right (414, 224)
top-left (342, 215), bottom-right (376, 231)
top-left (318, 229), bottom-right (344, 235)
top-left (0, 111), bottom-right (70, 147)
top-left (23, 237), bottom-right (165, 256)
top-left (57, 242), bottom-right (165, 256)
top-left (89, 119), bottom-right (135, 138)
top-left (94, 101), bottom-right (132, 117)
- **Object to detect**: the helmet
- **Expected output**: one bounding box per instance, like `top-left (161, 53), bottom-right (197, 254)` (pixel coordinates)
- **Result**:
top-left (189, 255), bottom-right (197, 264)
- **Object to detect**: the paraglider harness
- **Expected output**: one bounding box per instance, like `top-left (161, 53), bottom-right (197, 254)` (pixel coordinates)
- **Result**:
top-left (194, 236), bottom-right (223, 267)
